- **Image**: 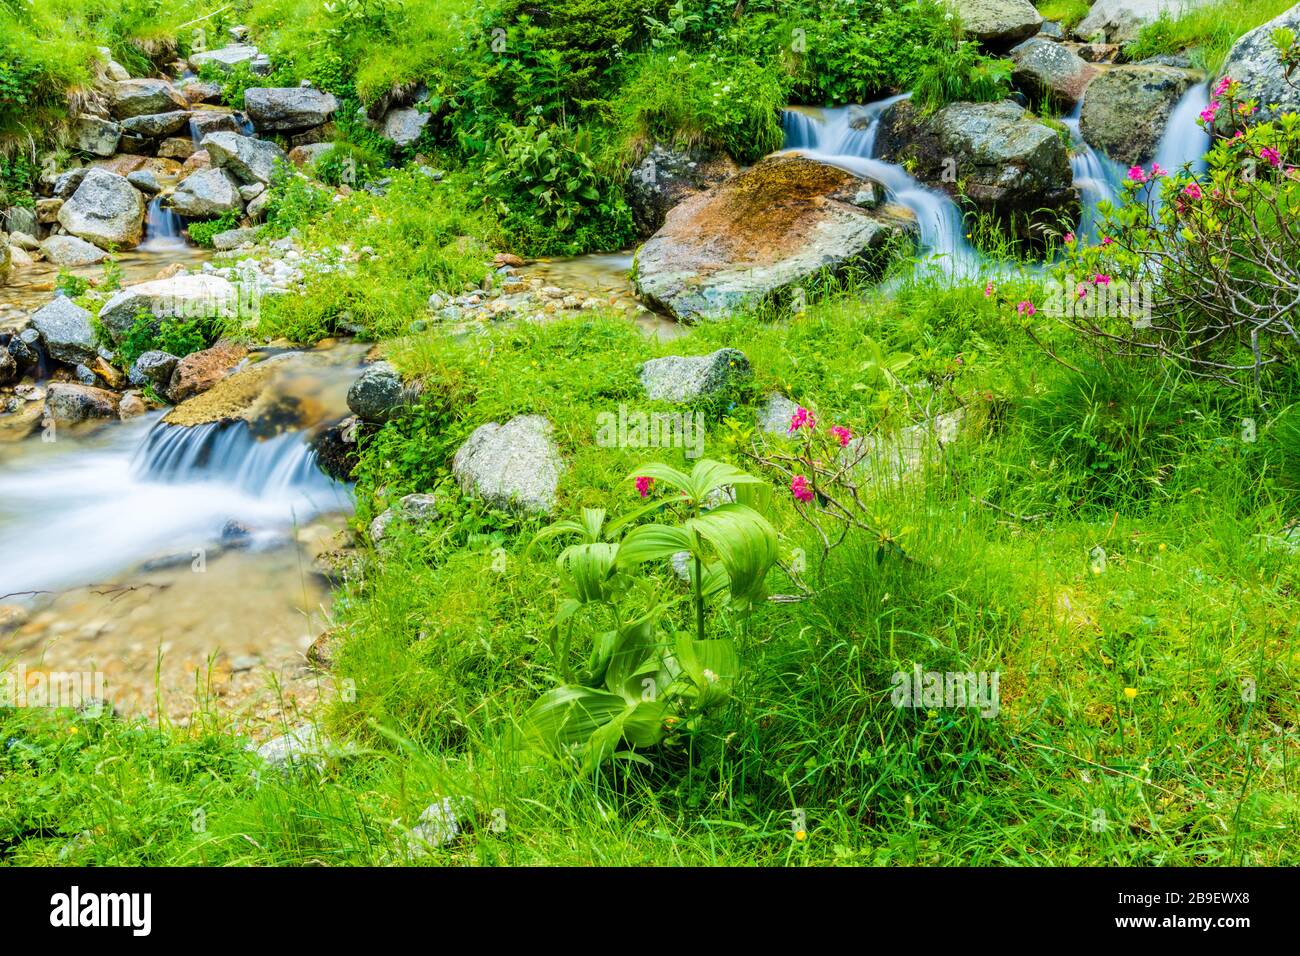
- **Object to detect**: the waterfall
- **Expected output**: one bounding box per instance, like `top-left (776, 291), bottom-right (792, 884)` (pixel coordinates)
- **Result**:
top-left (778, 97), bottom-right (982, 279)
top-left (0, 414), bottom-right (349, 597)
top-left (1063, 102), bottom-right (1122, 243)
top-left (1152, 83), bottom-right (1212, 191)
top-left (139, 196), bottom-right (187, 251)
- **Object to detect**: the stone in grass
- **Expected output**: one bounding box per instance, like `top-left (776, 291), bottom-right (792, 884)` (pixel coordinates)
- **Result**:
top-left (638, 348), bottom-right (751, 403)
top-left (252, 723), bottom-right (328, 775)
top-left (402, 796), bottom-right (473, 859)
top-left (756, 392), bottom-right (801, 436)
top-left (452, 415), bottom-right (562, 516)
top-left (368, 493), bottom-right (441, 546)
top-left (346, 360), bottom-right (411, 423)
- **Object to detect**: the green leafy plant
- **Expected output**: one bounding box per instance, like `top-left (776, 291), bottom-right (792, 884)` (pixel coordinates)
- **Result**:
top-left (118, 308), bottom-right (224, 366)
top-left (518, 459), bottom-right (778, 772)
top-left (55, 268), bottom-right (90, 297)
top-left (186, 210), bottom-right (241, 248)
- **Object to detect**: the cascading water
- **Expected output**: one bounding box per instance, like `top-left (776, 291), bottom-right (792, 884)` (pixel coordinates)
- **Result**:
top-left (778, 98), bottom-right (983, 279)
top-left (0, 414), bottom-right (349, 599)
top-left (139, 196), bottom-right (187, 251)
top-left (1152, 83), bottom-right (1212, 186)
top-left (1063, 103), bottom-right (1122, 243)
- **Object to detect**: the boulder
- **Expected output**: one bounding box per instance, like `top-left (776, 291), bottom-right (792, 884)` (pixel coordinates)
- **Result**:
top-left (89, 154), bottom-right (151, 177)
top-left (119, 111), bottom-right (190, 139)
top-left (876, 98), bottom-right (1078, 244)
top-left (3, 206), bottom-right (38, 236)
top-left (181, 79), bottom-right (223, 105)
top-left (311, 415), bottom-right (361, 481)
top-left (98, 274), bottom-right (239, 341)
top-left (369, 493), bottom-right (441, 544)
top-left (73, 115), bottom-right (121, 157)
top-left (96, 46), bottom-right (130, 82)
top-left (246, 189), bottom-right (271, 223)
top-left (108, 79), bottom-right (187, 119)
top-left (163, 350), bottom-right (335, 431)
top-left (380, 108), bottom-right (431, 147)
top-left (1076, 0), bottom-right (1217, 43)
top-left (638, 348), bottom-right (752, 403)
top-left (756, 392), bottom-right (801, 435)
top-left (211, 227), bottom-right (260, 250)
top-left (1010, 37), bottom-right (1099, 108)
top-left (165, 341), bottom-right (250, 403)
top-left (288, 142), bottom-right (334, 169)
top-left (9, 231), bottom-right (39, 252)
top-left (0, 345), bottom-right (15, 384)
top-left (244, 87), bottom-right (339, 132)
top-left (346, 361), bottom-right (415, 423)
top-left (254, 724), bottom-right (326, 773)
top-left (953, 0), bottom-right (1043, 47)
top-left (634, 155), bottom-right (916, 321)
top-left (202, 131), bottom-right (287, 185)
top-left (45, 383), bottom-right (119, 424)
top-left (126, 170), bottom-right (164, 194)
top-left (182, 149), bottom-right (212, 175)
top-left (167, 167), bottom-right (245, 218)
top-left (189, 44), bottom-right (261, 73)
top-left (627, 143), bottom-right (740, 237)
top-left (189, 110), bottom-right (245, 139)
top-left (56, 168), bottom-right (146, 249)
top-left (1218, 4), bottom-right (1300, 126)
top-left (129, 350), bottom-right (180, 390)
top-left (453, 415), bottom-right (563, 515)
top-left (1079, 64), bottom-right (1202, 165)
top-left (40, 235), bottom-right (109, 267)
top-left (157, 137), bottom-right (197, 161)
top-left (31, 297), bottom-right (97, 365)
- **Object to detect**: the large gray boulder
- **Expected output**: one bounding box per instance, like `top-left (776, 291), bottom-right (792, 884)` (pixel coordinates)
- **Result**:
top-left (40, 235), bottom-right (109, 267)
top-left (167, 167), bottom-right (245, 218)
top-left (876, 99), bottom-right (1077, 244)
top-left (244, 87), bottom-right (339, 132)
top-left (189, 110), bottom-right (245, 139)
top-left (120, 111), bottom-right (191, 139)
top-left (627, 144), bottom-right (739, 237)
top-left (1079, 64), bottom-right (1202, 165)
top-left (639, 348), bottom-right (752, 403)
top-left (98, 274), bottom-right (239, 341)
top-left (31, 297), bottom-right (97, 365)
top-left (1010, 37), bottom-right (1099, 108)
top-left (56, 169), bottom-right (146, 249)
top-left (953, 0), bottom-right (1043, 46)
top-left (108, 79), bottom-right (187, 119)
top-left (1076, 0), bottom-right (1217, 43)
top-left (1218, 4), bottom-right (1300, 126)
top-left (189, 44), bottom-right (261, 73)
top-left (202, 131), bottom-right (287, 185)
top-left (380, 108), bottom-right (431, 147)
top-left (45, 383), bottom-right (119, 424)
top-left (452, 415), bottom-right (563, 515)
top-left (634, 155), bottom-right (916, 321)
top-left (73, 115), bottom-right (121, 157)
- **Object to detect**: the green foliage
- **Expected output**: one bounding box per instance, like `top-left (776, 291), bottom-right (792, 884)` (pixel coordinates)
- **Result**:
top-left (1124, 0), bottom-right (1295, 73)
top-left (261, 162), bottom-right (334, 239)
top-left (911, 41), bottom-right (1014, 115)
top-left (118, 308), bottom-right (223, 366)
top-left (479, 116), bottom-right (635, 255)
top-left (312, 142), bottom-right (386, 188)
top-left (186, 210), bottom-right (241, 248)
top-left (519, 460), bottom-right (777, 772)
top-left (54, 269), bottom-right (90, 298)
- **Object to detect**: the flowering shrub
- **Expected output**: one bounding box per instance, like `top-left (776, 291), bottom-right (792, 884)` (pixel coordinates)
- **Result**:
top-left (747, 405), bottom-right (912, 590)
top-left (517, 459), bottom-right (778, 772)
top-left (1056, 80), bottom-right (1300, 390)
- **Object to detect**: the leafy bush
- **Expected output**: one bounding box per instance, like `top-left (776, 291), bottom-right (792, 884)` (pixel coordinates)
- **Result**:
top-left (911, 40), bottom-right (1013, 114)
top-left (1060, 90), bottom-right (1300, 392)
top-left (186, 210), bottom-right (241, 248)
top-left (55, 268), bottom-right (90, 298)
top-left (479, 116), bottom-right (635, 255)
top-left (261, 162), bottom-right (334, 239)
top-left (312, 142), bottom-right (386, 187)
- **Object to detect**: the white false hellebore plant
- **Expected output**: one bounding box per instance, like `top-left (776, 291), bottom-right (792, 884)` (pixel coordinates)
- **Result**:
top-left (517, 459), bottom-right (778, 773)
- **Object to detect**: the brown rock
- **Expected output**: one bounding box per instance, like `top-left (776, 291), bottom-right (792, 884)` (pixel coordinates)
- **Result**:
top-left (157, 137), bottom-right (197, 161)
top-left (44, 383), bottom-right (120, 424)
top-left (165, 341), bottom-right (249, 403)
top-left (181, 149), bottom-right (212, 175)
top-left (90, 154), bottom-right (150, 177)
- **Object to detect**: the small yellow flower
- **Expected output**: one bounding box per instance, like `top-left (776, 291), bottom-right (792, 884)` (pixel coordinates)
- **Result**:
top-left (795, 830), bottom-right (807, 842)
top-left (1158, 543), bottom-right (1167, 552)
top-left (1124, 687), bottom-right (1138, 700)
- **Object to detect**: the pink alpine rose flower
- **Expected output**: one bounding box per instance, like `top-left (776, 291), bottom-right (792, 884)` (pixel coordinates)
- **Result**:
top-left (788, 406), bottom-right (815, 434)
top-left (1128, 165), bottom-right (1147, 183)
top-left (830, 425), bottom-right (852, 447)
top-left (1182, 182), bottom-right (1202, 200)
top-left (1016, 300), bottom-right (1036, 316)
top-left (635, 476), bottom-right (654, 498)
top-left (1260, 147), bottom-right (1281, 167)
top-left (790, 475), bottom-right (814, 503)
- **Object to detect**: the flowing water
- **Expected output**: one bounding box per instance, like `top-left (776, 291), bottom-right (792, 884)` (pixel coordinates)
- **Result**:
top-left (139, 196), bottom-right (187, 252)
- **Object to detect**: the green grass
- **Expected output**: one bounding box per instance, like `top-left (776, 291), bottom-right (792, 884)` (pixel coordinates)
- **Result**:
top-left (1125, 0), bottom-right (1295, 74)
top-left (1035, 0), bottom-right (1092, 30)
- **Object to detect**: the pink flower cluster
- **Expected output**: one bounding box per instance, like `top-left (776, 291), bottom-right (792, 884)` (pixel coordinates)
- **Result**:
top-left (1128, 163), bottom-right (1167, 183)
top-left (790, 475), bottom-right (813, 503)
top-left (635, 476), bottom-right (654, 498)
top-left (788, 406), bottom-right (816, 434)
